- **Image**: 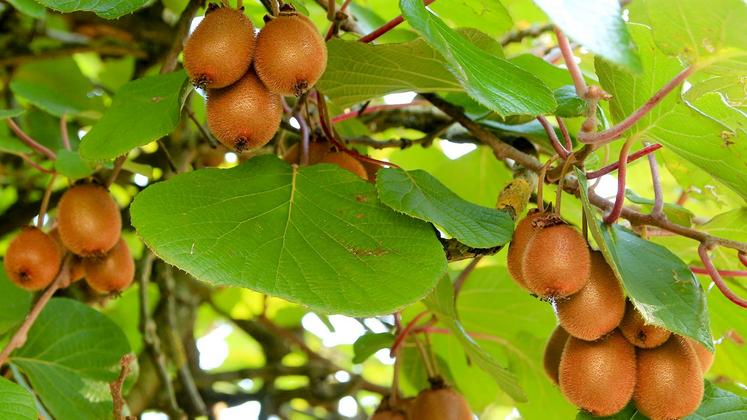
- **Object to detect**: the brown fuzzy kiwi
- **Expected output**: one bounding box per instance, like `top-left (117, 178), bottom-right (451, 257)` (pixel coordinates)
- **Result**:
top-left (634, 335), bottom-right (704, 420)
top-left (686, 337), bottom-right (715, 373)
top-left (183, 7), bottom-right (255, 89)
top-left (57, 184), bottom-right (121, 257)
top-left (49, 228), bottom-right (85, 282)
top-left (558, 330), bottom-right (637, 416)
top-left (254, 13), bottom-right (327, 96)
top-left (619, 301), bottom-right (671, 348)
top-left (544, 325), bottom-right (570, 385)
top-left (3, 227), bottom-right (62, 291)
top-left (83, 238), bottom-right (134, 293)
top-left (371, 397), bottom-right (413, 420)
top-left (410, 387), bottom-right (471, 420)
top-left (282, 141), bottom-right (330, 165)
top-left (206, 70), bottom-right (282, 152)
top-left (556, 251), bottom-right (625, 341)
top-left (521, 221), bottom-right (591, 298)
top-left (506, 210), bottom-right (544, 290)
top-left (320, 152), bottom-right (369, 180)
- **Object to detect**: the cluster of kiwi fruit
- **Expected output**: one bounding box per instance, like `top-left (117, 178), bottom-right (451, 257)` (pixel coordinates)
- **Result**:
top-left (184, 4), bottom-right (327, 152)
top-left (3, 183), bottom-right (134, 294)
top-left (371, 379), bottom-right (472, 420)
top-left (507, 209), bottom-right (712, 418)
top-left (282, 140), bottom-right (375, 181)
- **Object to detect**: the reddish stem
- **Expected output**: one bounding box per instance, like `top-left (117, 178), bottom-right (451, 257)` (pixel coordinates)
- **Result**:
top-left (331, 101), bottom-right (428, 124)
top-left (690, 267), bottom-right (747, 277)
top-left (296, 112), bottom-right (310, 166)
top-left (18, 154), bottom-right (55, 174)
top-left (554, 27), bottom-right (587, 98)
top-left (645, 144), bottom-right (664, 218)
top-left (6, 118), bottom-right (57, 160)
top-left (359, 0), bottom-right (437, 43)
top-left (537, 116), bottom-right (569, 158)
top-left (676, 191), bottom-right (689, 206)
top-left (739, 252), bottom-right (747, 268)
top-left (60, 113), bottom-right (71, 151)
top-left (586, 143), bottom-right (662, 179)
top-left (698, 244), bottom-right (747, 308)
top-left (603, 138), bottom-right (634, 224)
top-left (390, 311), bottom-right (430, 357)
top-left (579, 66), bottom-right (694, 144)
top-left (556, 117), bottom-right (573, 151)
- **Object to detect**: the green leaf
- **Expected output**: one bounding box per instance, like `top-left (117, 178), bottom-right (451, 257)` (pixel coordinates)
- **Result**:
top-left (424, 276), bottom-right (526, 402)
top-left (575, 168), bottom-right (713, 351)
top-left (80, 70), bottom-right (189, 161)
top-left (554, 85), bottom-right (586, 118)
top-left (11, 298), bottom-right (131, 420)
top-left (54, 149), bottom-right (96, 180)
top-left (6, 0), bottom-right (46, 18)
top-left (534, 0), bottom-right (642, 72)
top-left (130, 155), bottom-right (446, 316)
top-left (0, 109), bottom-right (25, 119)
top-left (376, 168), bottom-right (513, 248)
top-left (32, 0), bottom-right (148, 18)
top-left (400, 0), bottom-right (556, 117)
top-left (352, 333), bottom-right (394, 364)
top-left (9, 58), bottom-right (104, 118)
top-left (0, 265), bottom-right (32, 335)
top-left (624, 189), bottom-right (694, 227)
top-left (0, 377), bottom-right (38, 420)
top-left (429, 0), bottom-right (513, 37)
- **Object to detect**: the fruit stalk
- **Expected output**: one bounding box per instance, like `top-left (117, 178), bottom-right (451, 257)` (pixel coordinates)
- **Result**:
top-left (37, 174), bottom-right (57, 229)
top-left (537, 115), bottom-right (570, 158)
top-left (358, 0), bottom-right (438, 43)
top-left (698, 243), bottom-right (747, 308)
top-left (586, 143), bottom-right (662, 179)
top-left (645, 144), bottom-right (665, 219)
top-left (603, 137), bottom-right (634, 224)
top-left (6, 118), bottom-right (57, 160)
top-left (554, 27), bottom-right (587, 99)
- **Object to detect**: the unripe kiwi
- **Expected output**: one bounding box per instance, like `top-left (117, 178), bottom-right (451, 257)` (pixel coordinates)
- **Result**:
top-left (254, 13), bottom-right (328, 96)
top-left (558, 331), bottom-right (636, 416)
top-left (320, 152), bottom-right (369, 180)
top-left (686, 337), bottom-right (714, 373)
top-left (282, 141), bottom-right (330, 165)
top-left (410, 387), bottom-right (471, 420)
top-left (521, 222), bottom-right (591, 298)
top-left (556, 251), bottom-right (625, 341)
top-left (619, 301), bottom-right (670, 348)
top-left (3, 227), bottom-right (62, 291)
top-left (206, 70), bottom-right (282, 152)
top-left (57, 184), bottom-right (122, 257)
top-left (634, 335), bottom-right (704, 420)
top-left (183, 7), bottom-right (255, 89)
top-left (83, 239), bottom-right (134, 293)
top-left (506, 210), bottom-right (543, 290)
top-left (544, 325), bottom-right (570, 385)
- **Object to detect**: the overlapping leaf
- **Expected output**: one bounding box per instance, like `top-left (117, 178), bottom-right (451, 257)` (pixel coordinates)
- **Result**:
top-left (33, 0), bottom-right (148, 18)
top-left (0, 378), bottom-right (38, 420)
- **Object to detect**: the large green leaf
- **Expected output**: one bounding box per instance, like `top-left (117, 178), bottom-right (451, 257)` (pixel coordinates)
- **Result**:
top-left (10, 298), bottom-right (131, 420)
top-left (534, 0), bottom-right (641, 72)
top-left (376, 168), bottom-right (513, 248)
top-left (130, 155), bottom-right (446, 316)
top-left (575, 169), bottom-right (713, 350)
top-left (0, 264), bottom-right (32, 335)
top-left (80, 70), bottom-right (189, 161)
top-left (33, 0), bottom-right (148, 18)
top-left (54, 149), bottom-right (96, 180)
top-left (0, 378), bottom-right (38, 420)
top-left (429, 0), bottom-right (513, 37)
top-left (400, 0), bottom-right (556, 117)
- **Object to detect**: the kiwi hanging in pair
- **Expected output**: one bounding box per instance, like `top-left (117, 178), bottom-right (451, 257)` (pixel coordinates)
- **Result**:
top-left (619, 301), bottom-right (671, 348)
top-left (507, 209), bottom-right (544, 290)
top-left (320, 152), bottom-right (369, 180)
top-left (57, 184), bottom-right (122, 257)
top-left (183, 7), bottom-right (256, 89)
top-left (634, 335), bottom-right (704, 420)
top-left (282, 141), bottom-right (330, 165)
top-left (556, 251), bottom-right (625, 341)
top-left (544, 325), bottom-right (570, 385)
top-left (83, 238), bottom-right (135, 294)
top-left (559, 331), bottom-right (637, 416)
top-left (206, 70), bottom-right (282, 152)
top-left (3, 227), bottom-right (62, 291)
top-left (410, 386), bottom-right (471, 420)
top-left (254, 13), bottom-right (328, 96)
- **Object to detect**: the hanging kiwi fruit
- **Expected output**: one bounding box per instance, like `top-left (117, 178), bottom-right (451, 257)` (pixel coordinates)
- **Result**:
top-left (3, 227), bottom-right (62, 291)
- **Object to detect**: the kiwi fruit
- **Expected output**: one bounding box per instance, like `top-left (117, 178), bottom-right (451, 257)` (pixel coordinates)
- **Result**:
top-left (49, 227), bottom-right (85, 282)
top-left (3, 227), bottom-right (62, 291)
top-left (544, 325), bottom-right (570, 385)
top-left (686, 337), bottom-right (715, 373)
top-left (410, 387), bottom-right (471, 420)
top-left (556, 251), bottom-right (625, 340)
top-left (320, 152), bottom-right (369, 180)
top-left (619, 301), bottom-right (671, 348)
top-left (506, 210), bottom-right (544, 290)
top-left (634, 335), bottom-right (704, 419)
top-left (254, 13), bottom-right (328, 96)
top-left (83, 239), bottom-right (135, 293)
top-left (183, 7), bottom-right (255, 89)
top-left (282, 141), bottom-right (330, 165)
top-left (206, 70), bottom-right (283, 152)
top-left (558, 331), bottom-right (636, 416)
top-left (57, 184), bottom-right (122, 257)
top-left (371, 411), bottom-right (406, 420)
top-left (521, 221), bottom-right (591, 298)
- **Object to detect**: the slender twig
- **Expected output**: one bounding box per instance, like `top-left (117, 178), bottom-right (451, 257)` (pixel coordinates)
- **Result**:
top-left (158, 140), bottom-right (179, 173)
top-left (500, 23), bottom-right (554, 46)
top-left (186, 108), bottom-right (219, 148)
top-left (327, 0), bottom-right (336, 21)
top-left (554, 27), bottom-right (587, 98)
top-left (537, 157), bottom-right (557, 212)
top-left (110, 353), bottom-right (136, 420)
top-left (586, 143), bottom-right (662, 179)
top-left (107, 155), bottom-right (127, 187)
top-left (646, 144), bottom-right (665, 219)
top-left (698, 244), bottom-right (747, 308)
top-left (453, 257), bottom-right (482, 301)
top-left (16, 154), bottom-right (54, 174)
top-left (296, 110), bottom-right (310, 166)
top-left (690, 267), bottom-right (747, 277)
top-left (390, 311), bottom-right (430, 358)
top-left (537, 116), bottom-right (569, 158)
top-left (603, 138), bottom-right (634, 224)
top-left (412, 335), bottom-right (436, 379)
top-left (331, 101), bottom-right (429, 124)
top-left (556, 117), bottom-right (573, 151)
top-left (37, 174), bottom-right (57, 229)
top-left (555, 154), bottom-right (576, 214)
top-left (6, 119), bottom-right (56, 160)
top-left (60, 113), bottom-right (71, 151)
top-left (358, 0), bottom-right (437, 43)
top-left (579, 66), bottom-right (694, 144)
top-left (740, 252), bottom-right (747, 268)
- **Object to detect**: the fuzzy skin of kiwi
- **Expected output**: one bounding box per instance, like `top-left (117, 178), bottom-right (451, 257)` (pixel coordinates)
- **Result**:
top-left (282, 141), bottom-right (330, 165)
top-left (410, 387), bottom-right (472, 420)
top-left (320, 152), bottom-right (369, 180)
top-left (57, 184), bottom-right (122, 257)
top-left (619, 301), bottom-right (671, 348)
top-left (49, 227), bottom-right (85, 282)
top-left (183, 7), bottom-right (255, 89)
top-left (254, 13), bottom-right (327, 96)
top-left (206, 70), bottom-right (282, 151)
top-left (559, 331), bottom-right (636, 416)
top-left (634, 335), bottom-right (704, 420)
top-left (686, 337), bottom-right (715, 373)
top-left (521, 223), bottom-right (591, 298)
top-left (507, 210), bottom-right (543, 290)
top-left (544, 325), bottom-right (570, 385)
top-left (3, 227), bottom-right (62, 291)
top-left (83, 239), bottom-right (134, 293)
top-left (556, 251), bottom-right (625, 340)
